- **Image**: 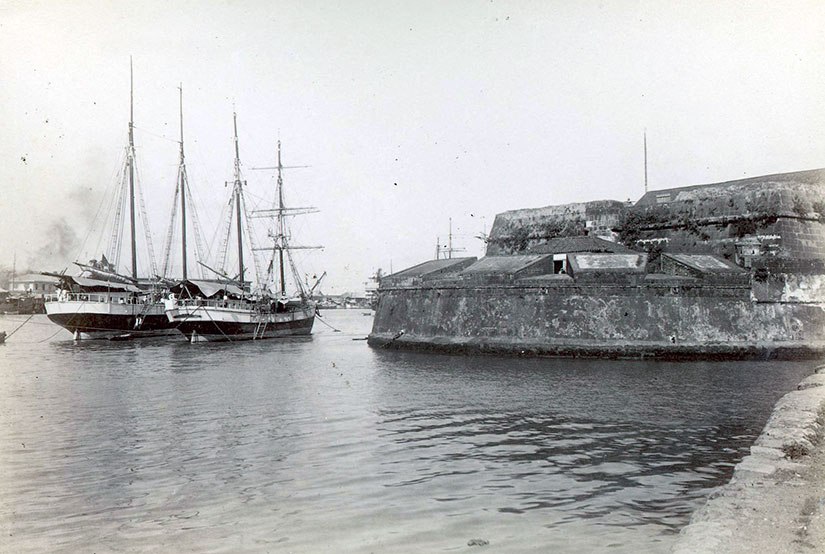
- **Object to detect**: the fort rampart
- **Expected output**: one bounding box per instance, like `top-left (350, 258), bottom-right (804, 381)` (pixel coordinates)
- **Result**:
top-left (370, 168), bottom-right (825, 359)
top-left (369, 280), bottom-right (825, 359)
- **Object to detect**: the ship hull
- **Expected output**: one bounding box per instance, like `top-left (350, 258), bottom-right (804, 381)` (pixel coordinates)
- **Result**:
top-left (45, 300), bottom-right (178, 340)
top-left (166, 304), bottom-right (315, 342)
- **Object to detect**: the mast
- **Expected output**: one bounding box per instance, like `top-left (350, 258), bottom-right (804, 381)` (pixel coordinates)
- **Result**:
top-left (277, 141), bottom-right (286, 296)
top-left (178, 84), bottom-right (187, 279)
top-left (232, 112), bottom-right (245, 286)
top-left (644, 128), bottom-right (648, 195)
top-left (448, 218), bottom-right (453, 259)
top-left (128, 57), bottom-right (138, 280)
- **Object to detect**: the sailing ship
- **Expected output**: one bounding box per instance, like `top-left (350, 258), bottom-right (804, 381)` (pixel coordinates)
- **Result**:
top-left (45, 67), bottom-right (204, 340)
top-left (163, 114), bottom-right (318, 342)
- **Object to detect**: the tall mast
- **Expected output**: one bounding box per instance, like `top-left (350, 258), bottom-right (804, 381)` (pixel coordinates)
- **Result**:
top-left (128, 57), bottom-right (138, 280)
top-left (448, 218), bottom-right (453, 259)
top-left (643, 128), bottom-right (648, 195)
top-left (178, 84), bottom-right (187, 279)
top-left (232, 112), bottom-right (245, 286)
top-left (277, 141), bottom-right (287, 296)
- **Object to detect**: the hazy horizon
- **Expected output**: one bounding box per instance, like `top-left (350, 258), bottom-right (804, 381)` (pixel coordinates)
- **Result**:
top-left (3, 1), bottom-right (824, 293)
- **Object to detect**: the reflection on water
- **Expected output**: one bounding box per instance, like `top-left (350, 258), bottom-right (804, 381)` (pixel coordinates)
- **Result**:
top-left (0, 313), bottom-right (817, 553)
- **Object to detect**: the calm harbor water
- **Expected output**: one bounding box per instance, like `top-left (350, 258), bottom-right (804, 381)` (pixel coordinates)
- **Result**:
top-left (0, 312), bottom-right (817, 553)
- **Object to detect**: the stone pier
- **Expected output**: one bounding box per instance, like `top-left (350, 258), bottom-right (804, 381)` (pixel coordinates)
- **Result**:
top-left (672, 365), bottom-right (825, 553)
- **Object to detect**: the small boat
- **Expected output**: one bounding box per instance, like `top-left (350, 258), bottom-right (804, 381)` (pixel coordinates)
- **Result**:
top-left (0, 331), bottom-right (6, 344)
top-left (164, 117), bottom-right (319, 343)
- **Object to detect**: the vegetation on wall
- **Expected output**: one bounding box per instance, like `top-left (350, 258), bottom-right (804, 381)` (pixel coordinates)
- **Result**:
top-left (488, 216), bottom-right (588, 253)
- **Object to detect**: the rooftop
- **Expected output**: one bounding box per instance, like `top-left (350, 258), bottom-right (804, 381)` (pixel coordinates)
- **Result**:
top-left (568, 253), bottom-right (648, 272)
top-left (664, 253), bottom-right (746, 273)
top-left (14, 273), bottom-right (59, 283)
top-left (461, 255), bottom-right (550, 274)
top-left (387, 257), bottom-right (477, 280)
top-left (528, 236), bottom-right (635, 255)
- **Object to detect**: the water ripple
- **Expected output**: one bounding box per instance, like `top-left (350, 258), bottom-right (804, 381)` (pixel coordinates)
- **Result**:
top-left (0, 313), bottom-right (817, 553)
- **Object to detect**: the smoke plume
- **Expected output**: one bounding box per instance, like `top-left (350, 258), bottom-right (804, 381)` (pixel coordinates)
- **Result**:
top-left (26, 218), bottom-right (81, 271)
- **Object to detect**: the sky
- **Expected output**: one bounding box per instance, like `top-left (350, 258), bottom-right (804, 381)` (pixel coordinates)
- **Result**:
top-left (1, 0), bottom-right (824, 294)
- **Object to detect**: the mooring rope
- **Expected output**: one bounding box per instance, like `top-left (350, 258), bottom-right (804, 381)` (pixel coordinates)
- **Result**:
top-left (314, 312), bottom-right (341, 332)
top-left (3, 313), bottom-right (36, 341)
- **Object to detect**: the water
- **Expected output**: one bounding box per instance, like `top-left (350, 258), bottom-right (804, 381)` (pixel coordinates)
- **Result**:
top-left (0, 312), bottom-right (817, 553)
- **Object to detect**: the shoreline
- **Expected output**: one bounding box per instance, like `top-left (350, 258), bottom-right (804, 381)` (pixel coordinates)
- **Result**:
top-left (368, 333), bottom-right (825, 361)
top-left (671, 364), bottom-right (825, 553)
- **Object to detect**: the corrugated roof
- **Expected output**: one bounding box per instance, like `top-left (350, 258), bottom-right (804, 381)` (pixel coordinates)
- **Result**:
top-left (665, 253), bottom-right (745, 273)
top-left (387, 257), bottom-right (476, 279)
top-left (461, 255), bottom-right (550, 274)
top-left (569, 253), bottom-right (647, 271)
top-left (528, 236), bottom-right (634, 254)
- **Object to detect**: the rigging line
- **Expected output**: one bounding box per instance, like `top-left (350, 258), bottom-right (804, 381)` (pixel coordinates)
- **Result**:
top-left (205, 199), bottom-right (231, 267)
top-left (38, 326), bottom-right (67, 343)
top-left (285, 246), bottom-right (307, 296)
top-left (216, 191), bottom-right (235, 274)
top-left (314, 311), bottom-right (341, 332)
top-left (103, 158), bottom-right (126, 260)
top-left (196, 304), bottom-right (234, 342)
top-left (183, 178), bottom-right (208, 279)
top-left (3, 313), bottom-right (36, 340)
top-left (132, 125), bottom-right (180, 144)
top-left (160, 179), bottom-right (180, 278)
top-left (112, 148), bottom-right (131, 268)
top-left (239, 188), bottom-right (264, 287)
top-left (93, 148), bottom-right (127, 263)
top-left (242, 188), bottom-right (269, 206)
top-left (133, 161), bottom-right (159, 277)
top-left (77, 147), bottom-right (126, 264)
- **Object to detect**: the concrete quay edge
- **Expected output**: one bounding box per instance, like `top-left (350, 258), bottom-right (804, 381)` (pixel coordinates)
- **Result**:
top-left (671, 365), bottom-right (825, 553)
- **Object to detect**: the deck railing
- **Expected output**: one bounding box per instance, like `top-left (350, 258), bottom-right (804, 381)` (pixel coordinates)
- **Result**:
top-left (174, 298), bottom-right (256, 310)
top-left (45, 292), bottom-right (152, 305)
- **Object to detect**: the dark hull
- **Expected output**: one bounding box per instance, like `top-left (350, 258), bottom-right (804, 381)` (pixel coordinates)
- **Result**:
top-left (174, 314), bottom-right (315, 342)
top-left (46, 311), bottom-right (177, 339)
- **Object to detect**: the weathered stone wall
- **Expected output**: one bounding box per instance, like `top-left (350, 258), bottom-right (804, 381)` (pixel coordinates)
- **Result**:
top-left (487, 169), bottom-right (825, 262)
top-left (370, 282), bottom-right (825, 358)
top-left (486, 200), bottom-right (627, 255)
top-left (628, 171), bottom-right (825, 261)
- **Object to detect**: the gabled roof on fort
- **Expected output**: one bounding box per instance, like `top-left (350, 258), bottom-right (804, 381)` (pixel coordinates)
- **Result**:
top-left (387, 257), bottom-right (477, 279)
top-left (461, 255), bottom-right (550, 274)
top-left (568, 253), bottom-right (647, 273)
top-left (635, 167), bottom-right (825, 207)
top-left (663, 253), bottom-right (746, 274)
top-left (568, 253), bottom-right (648, 273)
top-left (529, 236), bottom-right (635, 255)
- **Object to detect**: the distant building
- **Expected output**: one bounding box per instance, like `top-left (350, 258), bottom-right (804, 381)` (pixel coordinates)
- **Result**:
top-left (12, 274), bottom-right (59, 296)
